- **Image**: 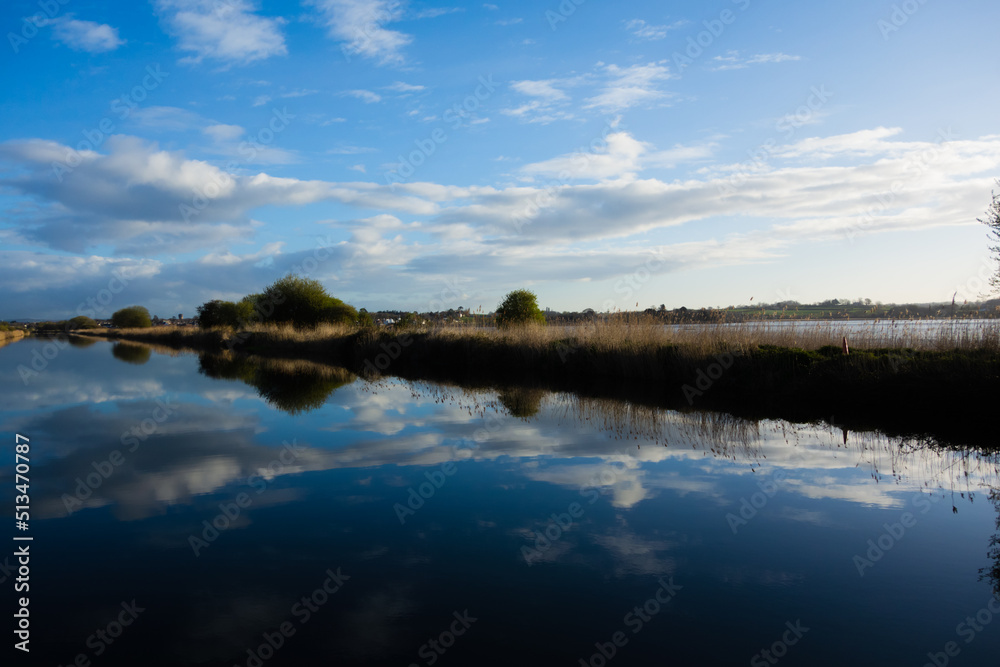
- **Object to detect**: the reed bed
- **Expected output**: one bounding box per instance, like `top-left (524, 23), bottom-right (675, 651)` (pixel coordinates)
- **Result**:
top-left (77, 317), bottom-right (1000, 448)
top-left (76, 316), bottom-right (1000, 356)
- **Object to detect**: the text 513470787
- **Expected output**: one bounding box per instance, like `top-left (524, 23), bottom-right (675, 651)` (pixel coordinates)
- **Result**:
top-left (13, 433), bottom-right (32, 653)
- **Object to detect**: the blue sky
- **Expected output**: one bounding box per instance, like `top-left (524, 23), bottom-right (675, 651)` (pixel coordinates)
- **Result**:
top-left (1, 0), bottom-right (999, 319)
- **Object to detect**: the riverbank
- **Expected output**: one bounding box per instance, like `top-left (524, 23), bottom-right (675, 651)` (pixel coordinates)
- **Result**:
top-left (0, 329), bottom-right (26, 349)
top-left (77, 322), bottom-right (1000, 447)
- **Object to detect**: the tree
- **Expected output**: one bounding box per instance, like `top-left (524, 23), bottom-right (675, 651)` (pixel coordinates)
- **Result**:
top-left (357, 308), bottom-right (375, 329)
top-left (495, 289), bottom-right (546, 327)
top-left (197, 300), bottom-right (246, 329)
top-left (111, 306), bottom-right (152, 328)
top-left (396, 312), bottom-right (419, 329)
top-left (980, 180), bottom-right (1000, 293)
top-left (260, 274), bottom-right (357, 328)
top-left (66, 315), bottom-right (98, 329)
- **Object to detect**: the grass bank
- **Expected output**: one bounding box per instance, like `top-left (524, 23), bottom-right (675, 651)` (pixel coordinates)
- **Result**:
top-left (79, 319), bottom-right (1000, 446)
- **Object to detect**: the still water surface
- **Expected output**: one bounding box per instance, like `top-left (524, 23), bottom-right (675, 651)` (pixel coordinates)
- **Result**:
top-left (2, 336), bottom-right (998, 666)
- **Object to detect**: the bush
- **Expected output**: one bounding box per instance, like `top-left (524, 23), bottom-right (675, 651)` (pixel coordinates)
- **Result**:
top-left (111, 306), bottom-right (152, 328)
top-left (396, 312), bottom-right (419, 329)
top-left (261, 275), bottom-right (357, 328)
top-left (197, 300), bottom-right (246, 329)
top-left (67, 315), bottom-right (99, 329)
top-left (495, 289), bottom-right (546, 327)
top-left (357, 309), bottom-right (375, 329)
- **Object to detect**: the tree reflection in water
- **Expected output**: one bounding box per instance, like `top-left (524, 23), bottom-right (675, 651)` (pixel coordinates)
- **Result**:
top-left (198, 352), bottom-right (356, 414)
top-left (112, 342), bottom-right (152, 364)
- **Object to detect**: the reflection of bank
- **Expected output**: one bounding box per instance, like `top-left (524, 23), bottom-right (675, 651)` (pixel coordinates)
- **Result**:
top-left (198, 351), bottom-right (356, 414)
top-left (982, 490), bottom-right (1000, 597)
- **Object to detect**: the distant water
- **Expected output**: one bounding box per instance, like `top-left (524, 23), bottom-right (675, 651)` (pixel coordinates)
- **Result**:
top-left (1, 336), bottom-right (998, 666)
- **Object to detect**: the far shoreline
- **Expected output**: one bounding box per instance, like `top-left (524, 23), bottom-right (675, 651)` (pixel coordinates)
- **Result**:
top-left (69, 320), bottom-right (1000, 449)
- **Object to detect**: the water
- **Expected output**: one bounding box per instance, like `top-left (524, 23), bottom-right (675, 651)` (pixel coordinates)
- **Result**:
top-left (2, 336), bottom-right (998, 666)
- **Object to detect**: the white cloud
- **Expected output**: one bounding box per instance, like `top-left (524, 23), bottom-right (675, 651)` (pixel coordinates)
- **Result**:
top-left (510, 79), bottom-right (570, 104)
top-left (495, 18), bottom-right (523, 26)
top-left (343, 89), bottom-right (382, 103)
top-left (307, 0), bottom-right (412, 65)
top-left (280, 89), bottom-right (319, 98)
top-left (385, 81), bottom-right (425, 93)
top-left (2, 128), bottom-right (998, 300)
top-left (252, 94), bottom-right (272, 107)
top-left (51, 16), bottom-right (125, 53)
top-left (155, 0), bottom-right (287, 65)
top-left (623, 18), bottom-right (685, 41)
top-left (349, 164), bottom-right (367, 173)
top-left (711, 51), bottom-right (801, 71)
top-left (204, 124), bottom-right (245, 141)
top-left (584, 62), bottom-right (673, 112)
top-left (129, 106), bottom-right (206, 131)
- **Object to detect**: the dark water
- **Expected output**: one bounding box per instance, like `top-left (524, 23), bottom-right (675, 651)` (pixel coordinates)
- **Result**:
top-left (2, 336), bottom-right (999, 666)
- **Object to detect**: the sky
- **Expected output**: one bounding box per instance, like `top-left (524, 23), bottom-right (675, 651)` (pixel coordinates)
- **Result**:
top-left (1, 0), bottom-right (999, 319)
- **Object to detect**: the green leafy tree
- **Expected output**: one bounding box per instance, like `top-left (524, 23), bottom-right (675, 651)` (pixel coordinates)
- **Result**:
top-left (396, 312), bottom-right (419, 329)
top-left (261, 275), bottom-right (357, 328)
top-left (980, 180), bottom-right (1000, 293)
top-left (357, 308), bottom-right (375, 329)
top-left (67, 315), bottom-right (98, 329)
top-left (196, 300), bottom-right (247, 329)
top-left (495, 289), bottom-right (546, 327)
top-left (111, 306), bottom-right (152, 328)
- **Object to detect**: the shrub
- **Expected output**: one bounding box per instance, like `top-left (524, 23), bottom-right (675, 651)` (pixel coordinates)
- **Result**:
top-left (197, 300), bottom-right (246, 329)
top-left (67, 315), bottom-right (99, 329)
top-left (396, 312), bottom-right (419, 329)
top-left (261, 275), bottom-right (358, 328)
top-left (111, 306), bottom-right (152, 328)
top-left (495, 289), bottom-right (546, 327)
top-left (358, 309), bottom-right (375, 329)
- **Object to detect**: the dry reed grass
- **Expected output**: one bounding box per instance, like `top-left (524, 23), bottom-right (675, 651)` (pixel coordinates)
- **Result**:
top-left (80, 316), bottom-right (1000, 357)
